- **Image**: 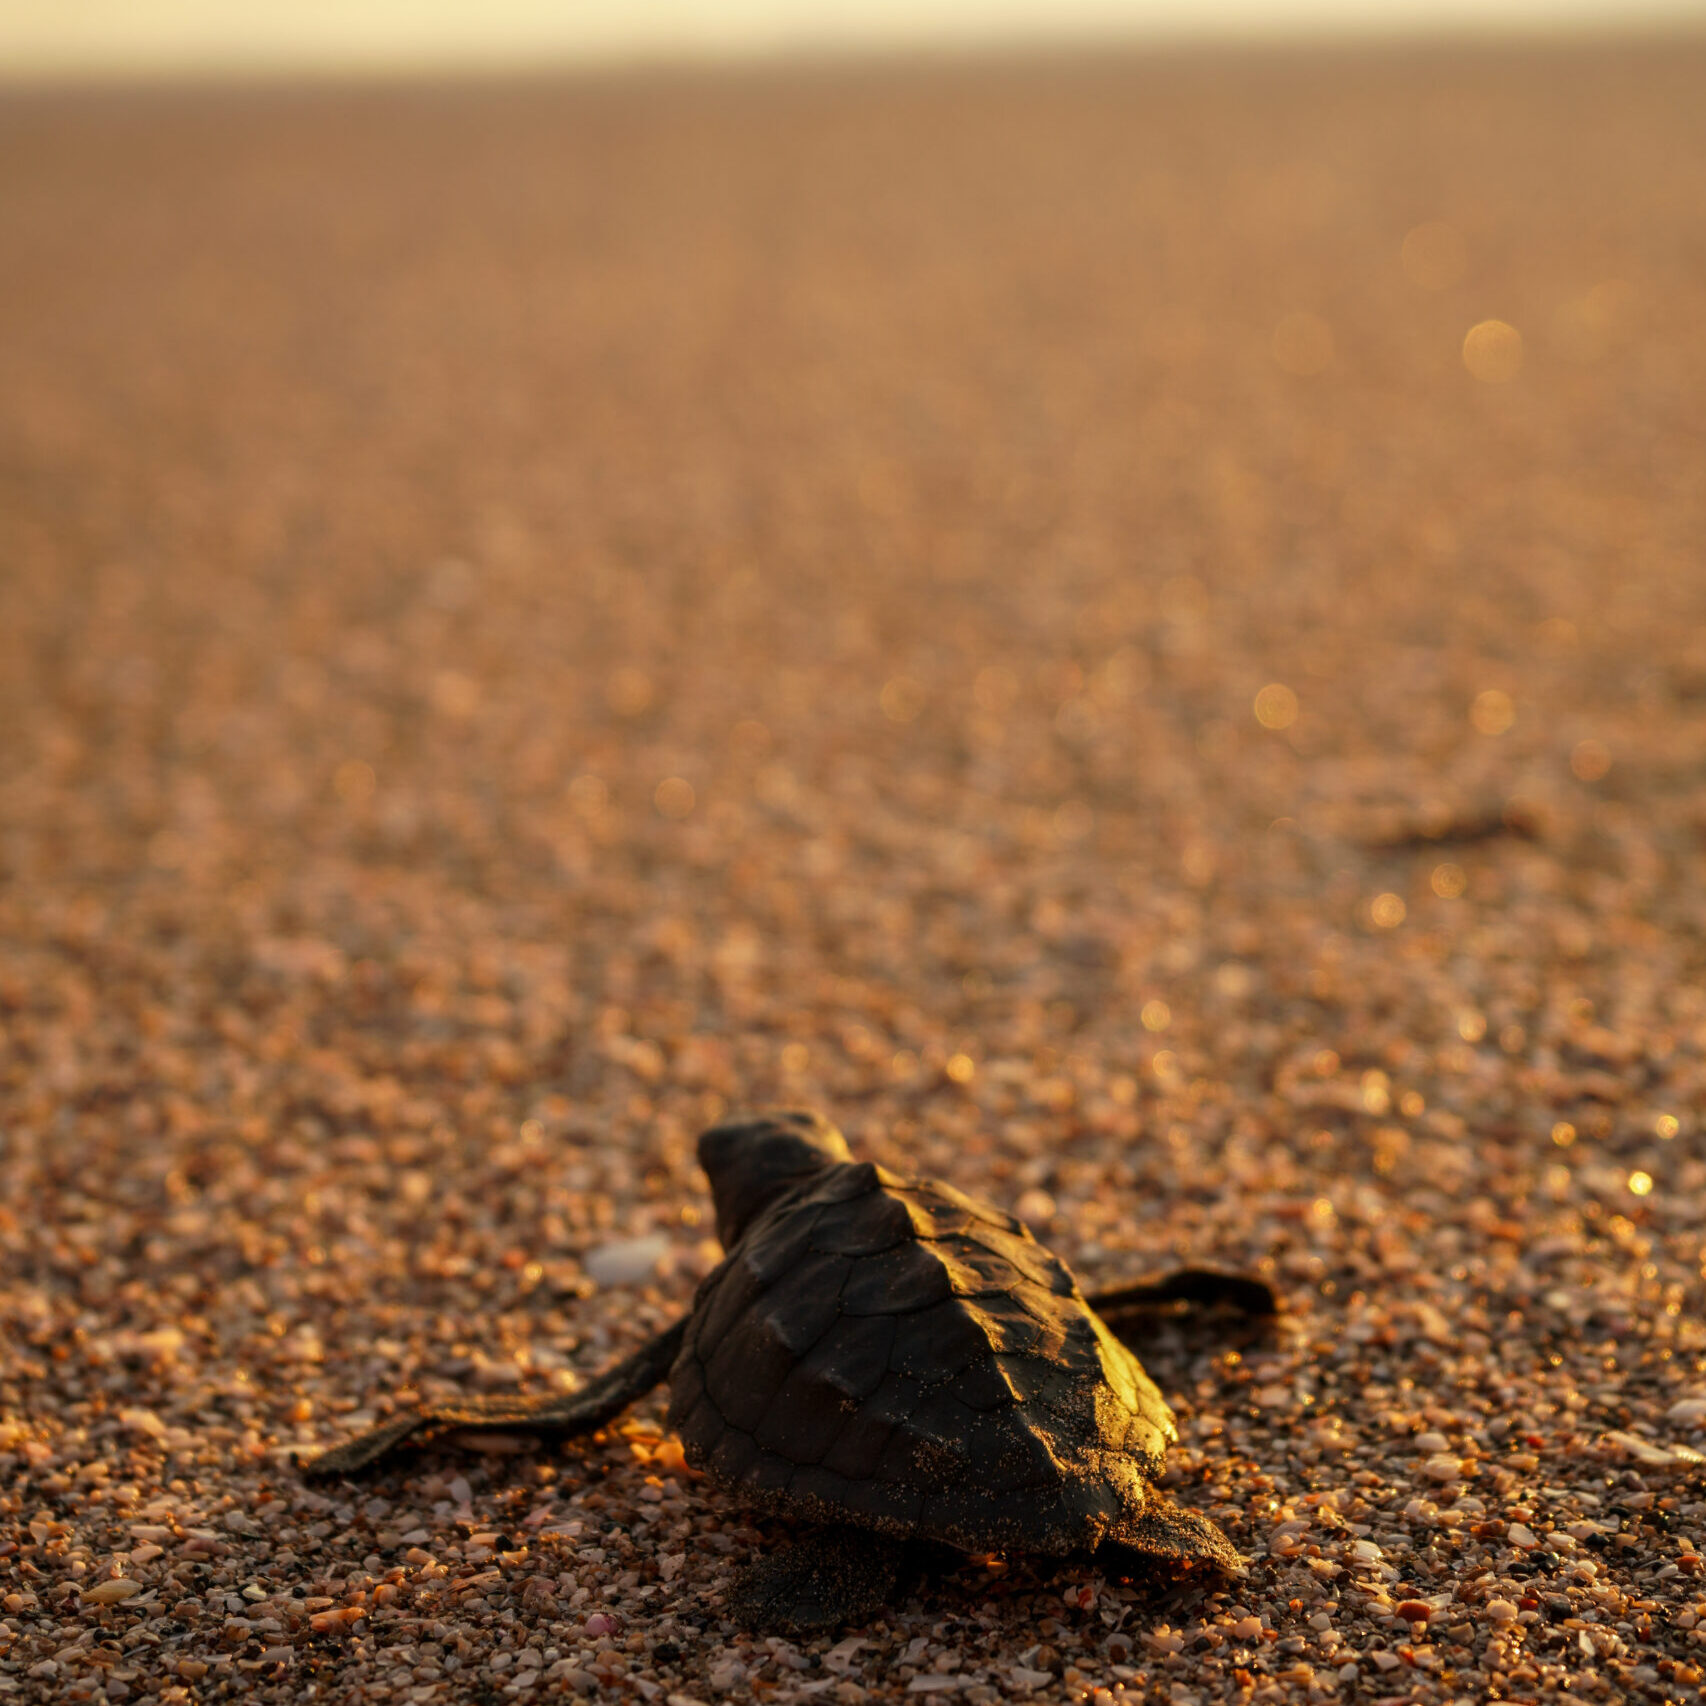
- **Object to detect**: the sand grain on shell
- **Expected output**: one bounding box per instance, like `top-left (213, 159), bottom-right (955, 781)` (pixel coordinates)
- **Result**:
top-left (4, 45), bottom-right (1706, 1706)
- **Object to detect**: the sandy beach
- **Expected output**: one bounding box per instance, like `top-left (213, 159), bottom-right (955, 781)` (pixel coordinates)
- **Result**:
top-left (4, 43), bottom-right (1706, 1704)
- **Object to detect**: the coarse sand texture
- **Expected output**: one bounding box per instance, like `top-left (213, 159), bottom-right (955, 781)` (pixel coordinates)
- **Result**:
top-left (4, 45), bottom-right (1706, 1706)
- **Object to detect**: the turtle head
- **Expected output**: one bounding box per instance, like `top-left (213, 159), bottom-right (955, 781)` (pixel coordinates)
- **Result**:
top-left (697, 1109), bottom-right (853, 1247)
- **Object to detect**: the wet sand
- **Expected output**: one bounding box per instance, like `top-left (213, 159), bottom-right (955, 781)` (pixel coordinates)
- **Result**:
top-left (4, 43), bottom-right (1706, 1705)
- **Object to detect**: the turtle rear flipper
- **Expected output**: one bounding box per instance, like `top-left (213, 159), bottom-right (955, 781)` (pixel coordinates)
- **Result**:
top-left (1101, 1490), bottom-right (1245, 1581)
top-left (303, 1318), bottom-right (686, 1479)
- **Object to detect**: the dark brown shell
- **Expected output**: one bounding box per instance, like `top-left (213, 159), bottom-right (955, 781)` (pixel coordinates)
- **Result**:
top-left (667, 1159), bottom-right (1178, 1556)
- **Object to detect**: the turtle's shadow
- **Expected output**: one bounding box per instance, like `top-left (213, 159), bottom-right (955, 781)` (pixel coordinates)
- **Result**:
top-left (716, 1512), bottom-right (1239, 1636)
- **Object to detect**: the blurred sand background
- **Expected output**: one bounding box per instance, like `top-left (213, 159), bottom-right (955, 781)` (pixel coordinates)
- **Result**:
top-left (5, 37), bottom-right (1706, 1706)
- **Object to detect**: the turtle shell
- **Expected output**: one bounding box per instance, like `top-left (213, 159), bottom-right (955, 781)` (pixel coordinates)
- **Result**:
top-left (667, 1156), bottom-right (1179, 1556)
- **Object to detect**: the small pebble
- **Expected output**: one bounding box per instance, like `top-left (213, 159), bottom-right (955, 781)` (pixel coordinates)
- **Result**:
top-left (584, 1235), bottom-right (673, 1287)
top-left (82, 1580), bottom-right (142, 1605)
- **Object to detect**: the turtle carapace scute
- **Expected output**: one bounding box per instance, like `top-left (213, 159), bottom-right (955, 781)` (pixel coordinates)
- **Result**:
top-left (304, 1109), bottom-right (1275, 1630)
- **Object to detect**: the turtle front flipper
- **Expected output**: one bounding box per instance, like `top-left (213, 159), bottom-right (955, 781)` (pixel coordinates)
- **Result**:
top-left (727, 1529), bottom-right (905, 1634)
top-left (1088, 1268), bottom-right (1278, 1329)
top-left (303, 1318), bottom-right (686, 1479)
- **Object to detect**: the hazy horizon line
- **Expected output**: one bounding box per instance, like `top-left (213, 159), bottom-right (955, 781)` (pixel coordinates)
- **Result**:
top-left (5, 1), bottom-right (1705, 86)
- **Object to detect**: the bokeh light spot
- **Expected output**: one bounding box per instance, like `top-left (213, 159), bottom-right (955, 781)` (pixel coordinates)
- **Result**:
top-left (1571, 739), bottom-right (1611, 781)
top-left (1140, 1000), bottom-right (1172, 1033)
top-left (1471, 689), bottom-right (1515, 735)
top-left (1371, 893), bottom-right (1406, 929)
top-left (1431, 862), bottom-right (1467, 899)
top-left (1253, 682), bottom-right (1299, 729)
top-left (1628, 1170), bottom-right (1654, 1197)
top-left (1360, 1069), bottom-right (1391, 1115)
top-left (1463, 319), bottom-right (1523, 383)
top-left (729, 718), bottom-right (772, 758)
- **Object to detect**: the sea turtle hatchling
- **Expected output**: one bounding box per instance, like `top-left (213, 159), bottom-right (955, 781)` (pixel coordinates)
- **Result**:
top-left (306, 1110), bottom-right (1275, 1629)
